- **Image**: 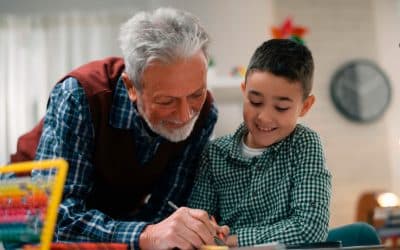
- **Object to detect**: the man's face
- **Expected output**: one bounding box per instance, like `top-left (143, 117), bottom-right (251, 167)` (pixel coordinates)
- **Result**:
top-left (124, 51), bottom-right (208, 142)
top-left (241, 71), bottom-right (314, 148)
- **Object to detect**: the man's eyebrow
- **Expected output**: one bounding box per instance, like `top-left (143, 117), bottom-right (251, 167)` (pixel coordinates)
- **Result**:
top-left (191, 86), bottom-right (206, 94)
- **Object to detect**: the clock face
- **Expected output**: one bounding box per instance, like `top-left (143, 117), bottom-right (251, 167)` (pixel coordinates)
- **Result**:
top-left (330, 60), bottom-right (391, 122)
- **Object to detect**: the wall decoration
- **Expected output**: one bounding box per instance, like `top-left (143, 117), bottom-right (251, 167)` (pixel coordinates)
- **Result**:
top-left (271, 17), bottom-right (308, 44)
top-left (330, 60), bottom-right (391, 123)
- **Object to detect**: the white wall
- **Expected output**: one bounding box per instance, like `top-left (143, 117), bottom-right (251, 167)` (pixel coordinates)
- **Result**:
top-left (373, 0), bottom-right (400, 198)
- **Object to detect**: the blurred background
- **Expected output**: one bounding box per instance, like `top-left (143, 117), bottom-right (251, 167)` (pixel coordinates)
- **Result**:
top-left (0, 0), bottom-right (399, 230)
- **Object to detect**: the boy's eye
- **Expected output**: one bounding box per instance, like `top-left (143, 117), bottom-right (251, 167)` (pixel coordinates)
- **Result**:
top-left (276, 107), bottom-right (289, 112)
top-left (249, 100), bottom-right (263, 106)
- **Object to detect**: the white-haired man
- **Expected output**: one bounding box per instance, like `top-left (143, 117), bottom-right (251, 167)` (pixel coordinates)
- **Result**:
top-left (33, 8), bottom-right (228, 250)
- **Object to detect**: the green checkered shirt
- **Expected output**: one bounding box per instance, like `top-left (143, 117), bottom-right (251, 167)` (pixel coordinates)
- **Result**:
top-left (188, 123), bottom-right (331, 246)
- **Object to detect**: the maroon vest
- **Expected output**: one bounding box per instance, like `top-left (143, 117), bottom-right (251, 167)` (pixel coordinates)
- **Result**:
top-left (11, 57), bottom-right (213, 218)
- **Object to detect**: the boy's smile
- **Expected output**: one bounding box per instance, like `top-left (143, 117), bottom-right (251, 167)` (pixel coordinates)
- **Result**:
top-left (241, 71), bottom-right (315, 148)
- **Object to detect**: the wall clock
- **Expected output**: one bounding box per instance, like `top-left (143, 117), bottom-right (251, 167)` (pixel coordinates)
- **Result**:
top-left (330, 60), bottom-right (391, 122)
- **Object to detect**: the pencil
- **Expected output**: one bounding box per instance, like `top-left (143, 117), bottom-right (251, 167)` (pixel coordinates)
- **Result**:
top-left (167, 200), bottom-right (226, 246)
top-left (167, 200), bottom-right (179, 210)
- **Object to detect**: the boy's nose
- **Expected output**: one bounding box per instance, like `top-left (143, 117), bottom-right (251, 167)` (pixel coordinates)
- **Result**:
top-left (258, 110), bottom-right (273, 123)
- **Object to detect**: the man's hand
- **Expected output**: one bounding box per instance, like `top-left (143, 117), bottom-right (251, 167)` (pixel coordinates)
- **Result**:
top-left (139, 207), bottom-right (227, 250)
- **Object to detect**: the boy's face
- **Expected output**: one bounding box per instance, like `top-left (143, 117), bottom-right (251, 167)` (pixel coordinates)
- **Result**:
top-left (241, 71), bottom-right (315, 148)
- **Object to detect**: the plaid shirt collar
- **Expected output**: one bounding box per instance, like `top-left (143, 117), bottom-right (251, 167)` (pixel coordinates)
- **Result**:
top-left (228, 122), bottom-right (287, 161)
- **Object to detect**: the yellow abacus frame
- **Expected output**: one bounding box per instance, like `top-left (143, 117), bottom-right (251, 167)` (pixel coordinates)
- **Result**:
top-left (0, 159), bottom-right (68, 250)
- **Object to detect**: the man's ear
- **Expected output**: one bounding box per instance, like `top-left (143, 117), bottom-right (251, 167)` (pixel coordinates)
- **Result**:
top-left (122, 72), bottom-right (138, 102)
top-left (300, 94), bottom-right (315, 117)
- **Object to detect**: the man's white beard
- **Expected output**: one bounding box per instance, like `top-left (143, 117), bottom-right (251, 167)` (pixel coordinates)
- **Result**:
top-left (137, 101), bottom-right (200, 142)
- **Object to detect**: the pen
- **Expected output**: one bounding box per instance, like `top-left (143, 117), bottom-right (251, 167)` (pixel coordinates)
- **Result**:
top-left (167, 200), bottom-right (226, 246)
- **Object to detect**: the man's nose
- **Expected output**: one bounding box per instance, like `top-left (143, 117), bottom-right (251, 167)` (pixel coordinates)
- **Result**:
top-left (176, 99), bottom-right (192, 123)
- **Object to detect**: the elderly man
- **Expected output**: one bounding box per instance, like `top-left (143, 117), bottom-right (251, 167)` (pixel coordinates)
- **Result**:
top-left (32, 7), bottom-right (228, 250)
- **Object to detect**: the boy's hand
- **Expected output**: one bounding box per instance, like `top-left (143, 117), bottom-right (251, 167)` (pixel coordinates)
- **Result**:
top-left (210, 216), bottom-right (230, 245)
top-left (226, 235), bottom-right (238, 247)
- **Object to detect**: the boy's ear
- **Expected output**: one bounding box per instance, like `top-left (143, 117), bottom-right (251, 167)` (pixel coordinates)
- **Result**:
top-left (122, 72), bottom-right (138, 102)
top-left (240, 81), bottom-right (246, 95)
top-left (300, 94), bottom-right (315, 117)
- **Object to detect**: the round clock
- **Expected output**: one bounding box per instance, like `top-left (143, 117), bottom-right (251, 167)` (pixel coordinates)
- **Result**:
top-left (330, 60), bottom-right (391, 122)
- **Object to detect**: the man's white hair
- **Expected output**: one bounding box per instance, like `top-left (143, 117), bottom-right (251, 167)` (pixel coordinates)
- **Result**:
top-left (119, 7), bottom-right (210, 91)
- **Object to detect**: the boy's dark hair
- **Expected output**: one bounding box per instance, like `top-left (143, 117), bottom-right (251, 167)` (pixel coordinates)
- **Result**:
top-left (245, 39), bottom-right (314, 99)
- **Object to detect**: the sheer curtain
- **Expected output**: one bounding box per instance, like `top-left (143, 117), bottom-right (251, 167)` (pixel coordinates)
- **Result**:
top-left (0, 11), bottom-right (129, 164)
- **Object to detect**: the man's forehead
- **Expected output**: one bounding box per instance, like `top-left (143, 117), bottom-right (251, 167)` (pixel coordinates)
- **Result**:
top-left (140, 53), bottom-right (207, 98)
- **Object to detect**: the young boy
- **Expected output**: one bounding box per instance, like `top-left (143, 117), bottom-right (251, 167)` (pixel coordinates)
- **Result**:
top-left (188, 39), bottom-right (332, 247)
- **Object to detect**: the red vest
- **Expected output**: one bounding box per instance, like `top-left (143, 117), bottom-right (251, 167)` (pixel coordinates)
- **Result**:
top-left (11, 57), bottom-right (214, 218)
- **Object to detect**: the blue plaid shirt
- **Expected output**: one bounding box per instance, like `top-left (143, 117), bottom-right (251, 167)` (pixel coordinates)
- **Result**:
top-left (35, 77), bottom-right (217, 250)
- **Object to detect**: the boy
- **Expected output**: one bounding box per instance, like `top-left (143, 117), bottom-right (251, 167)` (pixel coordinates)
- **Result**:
top-left (188, 39), bottom-right (332, 247)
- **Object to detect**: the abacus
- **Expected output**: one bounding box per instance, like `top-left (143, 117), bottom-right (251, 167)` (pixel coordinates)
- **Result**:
top-left (0, 159), bottom-right (68, 250)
